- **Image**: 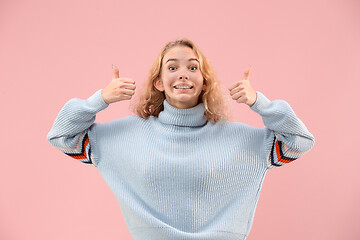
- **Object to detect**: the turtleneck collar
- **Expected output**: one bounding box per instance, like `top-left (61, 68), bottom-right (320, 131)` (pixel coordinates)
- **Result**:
top-left (158, 99), bottom-right (208, 127)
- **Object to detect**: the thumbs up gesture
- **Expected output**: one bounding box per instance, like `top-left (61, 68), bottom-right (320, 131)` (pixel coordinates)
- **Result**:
top-left (101, 64), bottom-right (136, 104)
top-left (228, 66), bottom-right (257, 107)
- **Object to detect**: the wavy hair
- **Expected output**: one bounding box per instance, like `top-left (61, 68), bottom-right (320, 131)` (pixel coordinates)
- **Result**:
top-left (133, 38), bottom-right (229, 123)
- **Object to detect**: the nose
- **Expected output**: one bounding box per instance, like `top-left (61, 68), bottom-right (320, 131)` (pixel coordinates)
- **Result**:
top-left (178, 74), bottom-right (189, 80)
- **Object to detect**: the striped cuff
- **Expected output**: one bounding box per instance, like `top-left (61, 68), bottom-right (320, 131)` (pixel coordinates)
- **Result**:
top-left (268, 136), bottom-right (299, 168)
top-left (64, 131), bottom-right (93, 165)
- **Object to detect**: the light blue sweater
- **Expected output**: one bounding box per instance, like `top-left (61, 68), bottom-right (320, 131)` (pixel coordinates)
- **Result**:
top-left (47, 89), bottom-right (315, 240)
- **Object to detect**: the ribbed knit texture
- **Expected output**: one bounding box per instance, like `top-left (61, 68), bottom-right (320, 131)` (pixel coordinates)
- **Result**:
top-left (47, 89), bottom-right (315, 240)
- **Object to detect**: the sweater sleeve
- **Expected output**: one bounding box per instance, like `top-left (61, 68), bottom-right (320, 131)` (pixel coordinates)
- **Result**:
top-left (46, 89), bottom-right (109, 167)
top-left (250, 91), bottom-right (315, 169)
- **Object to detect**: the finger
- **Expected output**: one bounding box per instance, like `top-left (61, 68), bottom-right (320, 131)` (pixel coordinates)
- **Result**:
top-left (231, 91), bottom-right (243, 100)
top-left (120, 78), bottom-right (135, 84)
top-left (121, 83), bottom-right (136, 90)
top-left (230, 88), bottom-right (238, 96)
top-left (236, 95), bottom-right (247, 103)
top-left (230, 86), bottom-right (242, 95)
top-left (123, 95), bottom-right (132, 100)
top-left (242, 65), bottom-right (252, 80)
top-left (230, 80), bottom-right (247, 94)
top-left (121, 89), bottom-right (135, 96)
top-left (228, 81), bottom-right (240, 91)
top-left (112, 64), bottom-right (120, 79)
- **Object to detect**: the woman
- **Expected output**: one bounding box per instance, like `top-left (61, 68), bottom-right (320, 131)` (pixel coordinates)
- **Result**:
top-left (47, 38), bottom-right (315, 240)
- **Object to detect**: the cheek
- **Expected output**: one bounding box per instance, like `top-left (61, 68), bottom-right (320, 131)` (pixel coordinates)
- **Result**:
top-left (162, 75), bottom-right (176, 89)
top-left (194, 72), bottom-right (205, 84)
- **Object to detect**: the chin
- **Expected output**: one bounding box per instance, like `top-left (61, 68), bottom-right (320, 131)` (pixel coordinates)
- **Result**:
top-left (175, 96), bottom-right (196, 103)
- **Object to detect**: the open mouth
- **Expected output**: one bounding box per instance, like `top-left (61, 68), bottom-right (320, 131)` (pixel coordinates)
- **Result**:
top-left (174, 86), bottom-right (193, 89)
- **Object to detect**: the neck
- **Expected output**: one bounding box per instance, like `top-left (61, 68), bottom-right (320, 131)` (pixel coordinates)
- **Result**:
top-left (165, 98), bottom-right (198, 109)
top-left (158, 99), bottom-right (207, 127)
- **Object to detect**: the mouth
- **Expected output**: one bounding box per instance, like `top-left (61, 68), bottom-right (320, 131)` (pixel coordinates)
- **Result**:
top-left (174, 85), bottom-right (193, 89)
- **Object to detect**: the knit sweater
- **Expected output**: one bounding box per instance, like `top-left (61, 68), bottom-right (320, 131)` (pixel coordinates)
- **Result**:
top-left (47, 89), bottom-right (315, 240)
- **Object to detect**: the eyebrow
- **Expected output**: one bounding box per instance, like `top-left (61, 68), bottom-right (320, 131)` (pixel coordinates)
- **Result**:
top-left (165, 58), bottom-right (199, 64)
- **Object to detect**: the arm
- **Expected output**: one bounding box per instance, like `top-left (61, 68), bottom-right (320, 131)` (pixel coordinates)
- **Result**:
top-left (250, 91), bottom-right (315, 168)
top-left (46, 89), bottom-right (109, 166)
top-left (47, 64), bottom-right (136, 166)
top-left (229, 66), bottom-right (315, 168)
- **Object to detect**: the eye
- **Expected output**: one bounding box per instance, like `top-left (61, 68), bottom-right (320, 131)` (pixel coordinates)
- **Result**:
top-left (189, 66), bottom-right (197, 71)
top-left (169, 66), bottom-right (176, 71)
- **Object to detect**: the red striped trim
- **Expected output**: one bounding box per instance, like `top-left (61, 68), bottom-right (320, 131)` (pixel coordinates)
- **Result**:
top-left (275, 140), bottom-right (298, 164)
top-left (65, 133), bottom-right (90, 162)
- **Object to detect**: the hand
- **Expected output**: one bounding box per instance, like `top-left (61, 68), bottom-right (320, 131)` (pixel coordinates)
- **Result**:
top-left (101, 64), bottom-right (136, 104)
top-left (228, 66), bottom-right (257, 107)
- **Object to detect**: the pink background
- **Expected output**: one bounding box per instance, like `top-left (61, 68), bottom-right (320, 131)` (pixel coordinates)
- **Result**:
top-left (1, 0), bottom-right (359, 239)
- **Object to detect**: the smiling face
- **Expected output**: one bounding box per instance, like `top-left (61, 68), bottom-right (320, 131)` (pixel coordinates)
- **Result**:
top-left (154, 46), bottom-right (206, 109)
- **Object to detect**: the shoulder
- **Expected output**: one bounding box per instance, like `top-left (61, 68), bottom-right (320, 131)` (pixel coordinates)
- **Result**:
top-left (214, 119), bottom-right (265, 138)
top-left (215, 118), bottom-right (253, 130)
top-left (94, 115), bottom-right (149, 133)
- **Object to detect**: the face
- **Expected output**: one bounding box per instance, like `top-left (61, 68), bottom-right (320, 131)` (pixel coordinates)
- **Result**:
top-left (154, 46), bottom-right (206, 109)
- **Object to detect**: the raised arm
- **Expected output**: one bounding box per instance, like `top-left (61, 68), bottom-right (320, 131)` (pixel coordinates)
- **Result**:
top-left (46, 65), bottom-right (136, 166)
top-left (249, 92), bottom-right (315, 168)
top-left (46, 89), bottom-right (109, 165)
top-left (229, 67), bottom-right (315, 168)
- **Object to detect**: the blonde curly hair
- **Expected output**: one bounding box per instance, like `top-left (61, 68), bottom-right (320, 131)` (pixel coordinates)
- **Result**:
top-left (133, 38), bottom-right (229, 123)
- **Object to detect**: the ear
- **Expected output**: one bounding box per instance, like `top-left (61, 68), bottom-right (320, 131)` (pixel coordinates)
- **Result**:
top-left (202, 79), bottom-right (207, 91)
top-left (153, 77), bottom-right (164, 92)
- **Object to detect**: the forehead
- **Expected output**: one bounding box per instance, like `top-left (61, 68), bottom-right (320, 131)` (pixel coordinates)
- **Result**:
top-left (163, 46), bottom-right (197, 63)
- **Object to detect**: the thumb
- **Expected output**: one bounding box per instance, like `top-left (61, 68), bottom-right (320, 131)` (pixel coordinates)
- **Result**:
top-left (112, 64), bottom-right (120, 79)
top-left (242, 65), bottom-right (252, 80)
